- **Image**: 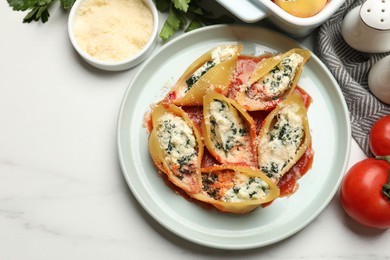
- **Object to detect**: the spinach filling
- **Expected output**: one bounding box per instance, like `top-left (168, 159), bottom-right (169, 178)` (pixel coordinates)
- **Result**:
top-left (177, 153), bottom-right (196, 175)
top-left (261, 110), bottom-right (304, 179)
top-left (158, 115), bottom-right (197, 179)
top-left (245, 55), bottom-right (298, 101)
top-left (269, 115), bottom-right (303, 145)
top-left (202, 174), bottom-right (221, 200)
top-left (209, 99), bottom-right (248, 157)
top-left (185, 61), bottom-right (215, 89)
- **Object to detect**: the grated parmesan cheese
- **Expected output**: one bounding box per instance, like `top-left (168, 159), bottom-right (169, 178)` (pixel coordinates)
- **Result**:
top-left (73, 0), bottom-right (154, 62)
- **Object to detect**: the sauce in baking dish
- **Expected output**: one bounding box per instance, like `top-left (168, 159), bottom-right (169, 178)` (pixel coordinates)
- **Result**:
top-left (272, 0), bottom-right (329, 18)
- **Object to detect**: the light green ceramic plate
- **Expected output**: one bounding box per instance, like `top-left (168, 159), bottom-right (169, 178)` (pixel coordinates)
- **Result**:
top-left (117, 25), bottom-right (351, 250)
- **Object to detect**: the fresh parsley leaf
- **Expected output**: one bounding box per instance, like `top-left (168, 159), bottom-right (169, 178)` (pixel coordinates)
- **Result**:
top-left (60, 0), bottom-right (75, 10)
top-left (166, 7), bottom-right (181, 30)
top-left (159, 7), bottom-right (184, 41)
top-left (156, 0), bottom-right (236, 41)
top-left (173, 0), bottom-right (190, 12)
top-left (7, 0), bottom-right (75, 23)
top-left (176, 10), bottom-right (187, 28)
top-left (7, 0), bottom-right (38, 11)
top-left (160, 21), bottom-right (175, 41)
top-left (188, 6), bottom-right (203, 16)
top-left (22, 0), bottom-right (53, 23)
top-left (185, 18), bottom-right (202, 33)
top-left (154, 0), bottom-right (171, 12)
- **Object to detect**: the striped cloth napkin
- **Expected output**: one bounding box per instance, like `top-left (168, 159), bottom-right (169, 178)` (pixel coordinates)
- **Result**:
top-left (315, 0), bottom-right (390, 156)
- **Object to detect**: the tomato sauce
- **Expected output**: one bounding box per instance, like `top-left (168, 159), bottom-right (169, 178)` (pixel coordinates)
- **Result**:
top-left (182, 104), bottom-right (314, 198)
top-left (158, 170), bottom-right (214, 211)
top-left (144, 111), bottom-right (153, 134)
top-left (201, 149), bottom-right (220, 168)
top-left (228, 54), bottom-right (272, 99)
top-left (278, 143), bottom-right (314, 197)
top-left (295, 86), bottom-right (313, 109)
top-left (167, 91), bottom-right (176, 101)
top-left (182, 106), bottom-right (203, 128)
top-left (147, 53), bottom-right (315, 206)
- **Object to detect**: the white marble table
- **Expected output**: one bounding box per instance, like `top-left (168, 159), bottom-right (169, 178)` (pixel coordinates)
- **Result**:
top-left (1, 1), bottom-right (389, 259)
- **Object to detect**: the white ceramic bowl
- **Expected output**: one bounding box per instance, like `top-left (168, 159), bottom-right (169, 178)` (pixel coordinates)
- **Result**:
top-left (215, 0), bottom-right (346, 37)
top-left (68, 0), bottom-right (158, 71)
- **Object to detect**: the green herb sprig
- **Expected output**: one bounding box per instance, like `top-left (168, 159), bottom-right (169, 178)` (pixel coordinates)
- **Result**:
top-left (155, 0), bottom-right (234, 41)
top-left (7, 0), bottom-right (75, 23)
top-left (7, 0), bottom-right (233, 41)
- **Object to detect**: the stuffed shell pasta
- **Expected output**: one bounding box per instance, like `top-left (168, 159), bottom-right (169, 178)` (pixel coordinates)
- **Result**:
top-left (148, 103), bottom-right (203, 194)
top-left (167, 44), bottom-right (242, 106)
top-left (192, 165), bottom-right (280, 214)
top-left (203, 92), bottom-right (257, 167)
top-left (145, 43), bottom-right (314, 214)
top-left (257, 92), bottom-right (311, 182)
top-left (237, 48), bottom-right (310, 111)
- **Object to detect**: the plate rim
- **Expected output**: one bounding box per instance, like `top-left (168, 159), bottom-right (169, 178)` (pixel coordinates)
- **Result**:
top-left (117, 24), bottom-right (352, 250)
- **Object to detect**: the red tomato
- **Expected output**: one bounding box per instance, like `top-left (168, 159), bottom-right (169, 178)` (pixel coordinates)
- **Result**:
top-left (340, 158), bottom-right (390, 229)
top-left (369, 115), bottom-right (390, 156)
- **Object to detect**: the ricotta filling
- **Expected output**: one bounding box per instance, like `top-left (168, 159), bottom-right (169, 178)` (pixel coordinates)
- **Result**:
top-left (202, 171), bottom-right (270, 202)
top-left (208, 99), bottom-right (252, 164)
top-left (223, 175), bottom-right (270, 202)
top-left (245, 53), bottom-right (304, 101)
top-left (179, 45), bottom-right (237, 97)
top-left (156, 113), bottom-right (198, 180)
top-left (259, 104), bottom-right (304, 181)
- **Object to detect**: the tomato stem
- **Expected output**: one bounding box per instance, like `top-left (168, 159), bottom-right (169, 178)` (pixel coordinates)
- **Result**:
top-left (375, 156), bottom-right (390, 202)
top-left (376, 155), bottom-right (390, 164)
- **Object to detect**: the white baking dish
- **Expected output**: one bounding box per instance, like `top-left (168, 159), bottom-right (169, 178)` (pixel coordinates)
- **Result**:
top-left (214, 0), bottom-right (346, 37)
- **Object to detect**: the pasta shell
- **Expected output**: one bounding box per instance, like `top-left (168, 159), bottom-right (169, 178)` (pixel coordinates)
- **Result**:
top-left (202, 92), bottom-right (257, 167)
top-left (192, 165), bottom-right (280, 214)
top-left (257, 92), bottom-right (311, 183)
top-left (148, 102), bottom-right (204, 194)
top-left (166, 44), bottom-right (243, 106)
top-left (236, 48), bottom-right (311, 111)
